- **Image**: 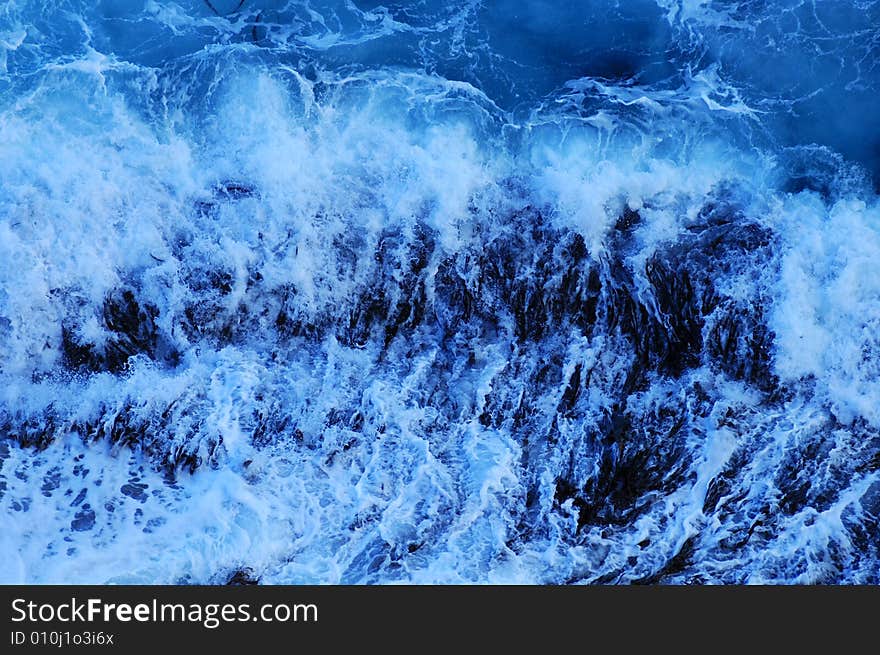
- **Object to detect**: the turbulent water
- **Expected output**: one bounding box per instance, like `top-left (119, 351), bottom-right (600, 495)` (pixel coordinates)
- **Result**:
top-left (1, 0), bottom-right (879, 584)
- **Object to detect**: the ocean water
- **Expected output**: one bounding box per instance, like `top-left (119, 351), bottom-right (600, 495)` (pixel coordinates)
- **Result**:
top-left (1, 0), bottom-right (879, 584)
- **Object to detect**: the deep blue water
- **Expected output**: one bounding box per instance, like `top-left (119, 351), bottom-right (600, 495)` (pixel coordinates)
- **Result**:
top-left (1, 1), bottom-right (879, 583)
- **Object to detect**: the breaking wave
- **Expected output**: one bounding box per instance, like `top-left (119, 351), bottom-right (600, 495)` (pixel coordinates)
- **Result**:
top-left (1, 0), bottom-right (879, 583)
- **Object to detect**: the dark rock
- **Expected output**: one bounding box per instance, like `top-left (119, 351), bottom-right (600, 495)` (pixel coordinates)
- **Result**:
top-left (226, 568), bottom-right (260, 585)
top-left (120, 482), bottom-right (149, 503)
top-left (62, 287), bottom-right (176, 374)
top-left (70, 505), bottom-right (95, 532)
top-left (632, 535), bottom-right (698, 584)
top-left (70, 488), bottom-right (87, 507)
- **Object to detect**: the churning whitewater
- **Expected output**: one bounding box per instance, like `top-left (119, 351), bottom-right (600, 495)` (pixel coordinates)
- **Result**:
top-left (1, 1), bottom-right (879, 584)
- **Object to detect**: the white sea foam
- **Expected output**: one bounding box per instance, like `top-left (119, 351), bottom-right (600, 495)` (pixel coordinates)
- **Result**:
top-left (1, 0), bottom-right (879, 585)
